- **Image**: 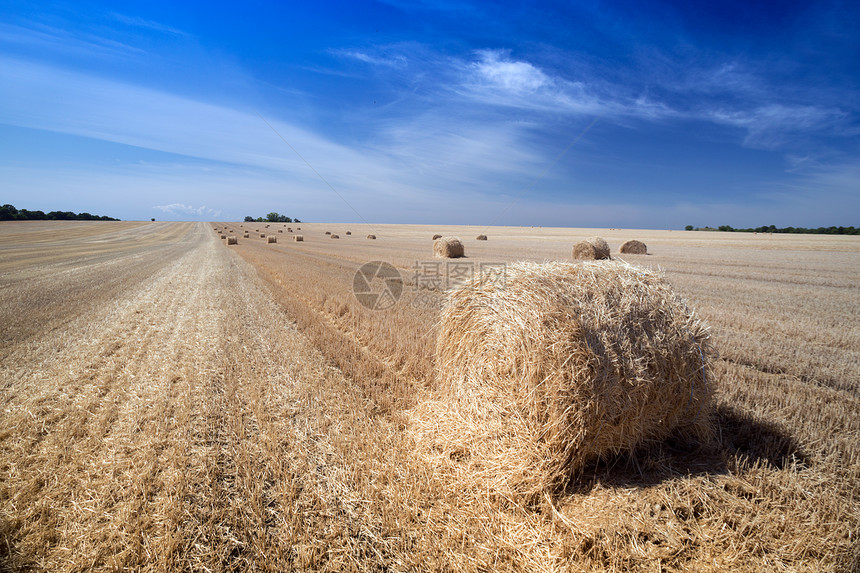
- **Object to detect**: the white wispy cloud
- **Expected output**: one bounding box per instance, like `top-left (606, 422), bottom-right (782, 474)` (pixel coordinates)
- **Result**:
top-left (109, 13), bottom-right (188, 37)
top-left (708, 104), bottom-right (850, 150)
top-left (335, 49), bottom-right (407, 68)
top-left (154, 203), bottom-right (221, 218)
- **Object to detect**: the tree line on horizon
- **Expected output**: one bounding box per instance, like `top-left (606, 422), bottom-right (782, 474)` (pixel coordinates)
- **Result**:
top-left (685, 224), bottom-right (858, 235)
top-left (244, 212), bottom-right (301, 223)
top-left (0, 204), bottom-right (119, 222)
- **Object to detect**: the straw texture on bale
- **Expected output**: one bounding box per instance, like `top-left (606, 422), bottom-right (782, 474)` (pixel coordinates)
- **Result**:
top-left (226, 236), bottom-right (238, 245)
top-left (331, 234), bottom-right (340, 239)
top-left (293, 235), bottom-right (304, 242)
top-left (416, 260), bottom-right (712, 499)
top-left (619, 239), bottom-right (648, 254)
top-left (572, 236), bottom-right (611, 260)
top-left (432, 234), bottom-right (442, 240)
top-left (267, 236), bottom-right (277, 244)
top-left (367, 234), bottom-right (376, 239)
top-left (476, 234), bottom-right (488, 240)
top-left (433, 237), bottom-right (464, 258)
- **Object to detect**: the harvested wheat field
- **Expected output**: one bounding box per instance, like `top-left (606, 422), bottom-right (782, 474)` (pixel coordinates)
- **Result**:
top-left (1, 221), bottom-right (858, 572)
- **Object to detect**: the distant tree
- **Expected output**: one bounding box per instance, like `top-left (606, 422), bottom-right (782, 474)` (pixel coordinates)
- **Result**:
top-left (256, 217), bottom-right (264, 222)
top-left (0, 204), bottom-right (17, 221)
top-left (151, 218), bottom-right (156, 221)
top-left (685, 225), bottom-right (693, 231)
top-left (294, 218), bottom-right (301, 223)
top-left (244, 216), bottom-right (255, 222)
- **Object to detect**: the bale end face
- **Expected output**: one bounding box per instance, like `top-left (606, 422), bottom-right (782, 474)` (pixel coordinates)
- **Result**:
top-left (619, 239), bottom-right (648, 254)
top-left (422, 260), bottom-right (712, 498)
top-left (434, 237), bottom-right (464, 258)
top-left (226, 236), bottom-right (238, 245)
top-left (267, 236), bottom-right (277, 244)
top-left (572, 236), bottom-right (611, 260)
top-left (243, 233), bottom-right (250, 238)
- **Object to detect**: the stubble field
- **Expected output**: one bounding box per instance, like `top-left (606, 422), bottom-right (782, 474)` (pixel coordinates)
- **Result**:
top-left (1, 220), bottom-right (858, 572)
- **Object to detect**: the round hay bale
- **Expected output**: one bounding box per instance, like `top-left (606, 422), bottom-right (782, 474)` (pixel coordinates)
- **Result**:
top-left (325, 231), bottom-right (331, 235)
top-left (417, 261), bottom-right (712, 498)
top-left (297, 227), bottom-right (301, 230)
top-left (220, 234), bottom-right (227, 239)
top-left (243, 232), bottom-right (250, 238)
top-left (287, 228), bottom-right (293, 232)
top-left (278, 229), bottom-right (283, 233)
top-left (331, 234), bottom-right (340, 239)
top-left (476, 234), bottom-right (488, 241)
top-left (226, 236), bottom-right (238, 245)
top-left (432, 234), bottom-right (442, 240)
top-left (366, 234), bottom-right (376, 239)
top-left (619, 239), bottom-right (648, 255)
top-left (293, 235), bottom-right (304, 242)
top-left (345, 231), bottom-right (352, 235)
top-left (434, 237), bottom-right (464, 258)
top-left (267, 236), bottom-right (277, 244)
top-left (572, 236), bottom-right (611, 260)
top-left (260, 233), bottom-right (266, 238)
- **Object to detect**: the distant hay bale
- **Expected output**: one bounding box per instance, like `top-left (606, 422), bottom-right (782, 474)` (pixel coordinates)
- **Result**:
top-left (619, 239), bottom-right (648, 255)
top-left (220, 234), bottom-right (227, 239)
top-left (346, 231), bottom-right (352, 235)
top-left (226, 236), bottom-right (238, 245)
top-left (297, 227), bottom-right (301, 230)
top-left (325, 231), bottom-right (331, 235)
top-left (278, 229), bottom-right (283, 233)
top-left (293, 235), bottom-right (304, 242)
top-left (572, 236), bottom-right (611, 260)
top-left (476, 234), bottom-right (488, 240)
top-left (267, 236), bottom-right (277, 244)
top-left (434, 237), bottom-right (464, 258)
top-left (243, 232), bottom-right (250, 238)
top-left (331, 234), bottom-right (340, 239)
top-left (260, 233), bottom-right (266, 238)
top-left (414, 261), bottom-right (712, 499)
top-left (367, 234), bottom-right (376, 239)
top-left (287, 228), bottom-right (293, 232)
top-left (432, 234), bottom-right (442, 240)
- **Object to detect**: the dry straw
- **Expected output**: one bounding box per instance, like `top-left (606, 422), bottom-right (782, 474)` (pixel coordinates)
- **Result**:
top-left (226, 236), bottom-right (238, 245)
top-left (434, 237), bottom-right (464, 258)
top-left (294, 235), bottom-right (304, 242)
top-left (267, 236), bottom-right (277, 244)
top-left (572, 236), bottom-right (611, 260)
top-left (476, 234), bottom-right (488, 240)
top-left (619, 239), bottom-right (648, 254)
top-left (414, 260), bottom-right (712, 499)
top-left (367, 234), bottom-right (376, 239)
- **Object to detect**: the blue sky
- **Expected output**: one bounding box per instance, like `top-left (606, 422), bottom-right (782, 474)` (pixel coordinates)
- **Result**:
top-left (1, 0), bottom-right (858, 227)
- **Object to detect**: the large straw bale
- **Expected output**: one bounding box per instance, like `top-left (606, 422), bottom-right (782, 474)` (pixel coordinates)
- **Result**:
top-left (294, 235), bottom-right (304, 242)
top-left (434, 237), bottom-right (464, 258)
top-left (619, 239), bottom-right (648, 254)
top-left (415, 260), bottom-right (712, 499)
top-left (220, 234), bottom-right (227, 239)
top-left (243, 232), bottom-right (250, 238)
top-left (572, 236), bottom-right (611, 260)
top-left (226, 236), bottom-right (238, 245)
top-left (267, 236), bottom-right (277, 244)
